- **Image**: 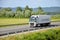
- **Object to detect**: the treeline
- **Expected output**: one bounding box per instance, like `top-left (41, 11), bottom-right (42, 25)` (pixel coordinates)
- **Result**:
top-left (0, 6), bottom-right (45, 18)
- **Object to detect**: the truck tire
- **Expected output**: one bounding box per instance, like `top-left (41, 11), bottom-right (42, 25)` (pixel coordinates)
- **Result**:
top-left (45, 23), bottom-right (50, 26)
top-left (40, 24), bottom-right (43, 27)
top-left (47, 23), bottom-right (50, 26)
top-left (40, 23), bottom-right (50, 27)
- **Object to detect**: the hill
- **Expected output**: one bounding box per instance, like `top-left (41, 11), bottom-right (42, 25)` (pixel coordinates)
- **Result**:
top-left (1, 7), bottom-right (60, 15)
top-left (33, 7), bottom-right (60, 12)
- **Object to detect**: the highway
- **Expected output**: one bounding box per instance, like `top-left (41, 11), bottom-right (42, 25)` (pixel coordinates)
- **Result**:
top-left (0, 22), bottom-right (60, 37)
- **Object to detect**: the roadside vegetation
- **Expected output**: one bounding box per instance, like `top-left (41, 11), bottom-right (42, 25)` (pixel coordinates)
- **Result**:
top-left (0, 27), bottom-right (60, 40)
top-left (0, 18), bottom-right (29, 27)
top-left (51, 15), bottom-right (60, 22)
top-left (0, 6), bottom-right (60, 27)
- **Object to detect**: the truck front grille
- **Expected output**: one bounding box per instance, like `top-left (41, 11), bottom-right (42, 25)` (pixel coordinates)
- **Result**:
top-left (30, 23), bottom-right (34, 25)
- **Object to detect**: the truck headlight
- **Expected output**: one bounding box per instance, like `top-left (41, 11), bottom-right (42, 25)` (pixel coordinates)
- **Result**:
top-left (29, 22), bottom-right (36, 26)
top-left (29, 22), bottom-right (34, 26)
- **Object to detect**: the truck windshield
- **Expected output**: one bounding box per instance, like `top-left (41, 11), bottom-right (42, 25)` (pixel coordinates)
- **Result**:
top-left (30, 17), bottom-right (36, 22)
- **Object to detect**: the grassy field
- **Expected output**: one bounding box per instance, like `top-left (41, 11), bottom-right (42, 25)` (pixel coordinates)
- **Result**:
top-left (51, 19), bottom-right (60, 22)
top-left (0, 18), bottom-right (60, 27)
top-left (0, 27), bottom-right (60, 40)
top-left (0, 18), bottom-right (29, 27)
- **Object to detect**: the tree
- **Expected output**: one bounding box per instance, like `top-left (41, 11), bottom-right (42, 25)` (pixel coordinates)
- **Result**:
top-left (15, 7), bottom-right (22, 18)
top-left (25, 5), bottom-right (29, 10)
top-left (24, 5), bottom-right (33, 18)
top-left (16, 7), bottom-right (22, 11)
top-left (6, 8), bottom-right (12, 11)
top-left (24, 10), bottom-right (32, 18)
top-left (25, 5), bottom-right (33, 11)
top-left (2, 8), bottom-right (12, 11)
top-left (37, 7), bottom-right (45, 15)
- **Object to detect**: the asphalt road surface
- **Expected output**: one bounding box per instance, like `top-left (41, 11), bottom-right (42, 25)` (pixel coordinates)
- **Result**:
top-left (0, 22), bottom-right (60, 36)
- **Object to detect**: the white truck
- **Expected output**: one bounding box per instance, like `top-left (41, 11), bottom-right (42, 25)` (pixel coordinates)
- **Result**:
top-left (29, 15), bottom-right (51, 27)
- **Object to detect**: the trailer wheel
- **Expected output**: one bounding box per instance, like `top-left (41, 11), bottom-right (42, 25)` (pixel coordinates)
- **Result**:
top-left (47, 23), bottom-right (50, 26)
top-left (45, 23), bottom-right (50, 26)
top-left (40, 24), bottom-right (43, 27)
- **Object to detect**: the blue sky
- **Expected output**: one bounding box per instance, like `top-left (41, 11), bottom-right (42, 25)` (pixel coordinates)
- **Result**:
top-left (0, 0), bottom-right (60, 8)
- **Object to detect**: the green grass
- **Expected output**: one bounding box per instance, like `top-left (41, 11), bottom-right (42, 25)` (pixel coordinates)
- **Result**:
top-left (0, 18), bottom-right (29, 27)
top-left (51, 19), bottom-right (60, 22)
top-left (0, 27), bottom-right (60, 40)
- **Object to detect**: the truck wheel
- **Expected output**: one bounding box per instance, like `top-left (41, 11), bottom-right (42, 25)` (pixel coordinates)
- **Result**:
top-left (40, 24), bottom-right (43, 27)
top-left (47, 23), bottom-right (50, 26)
top-left (45, 23), bottom-right (50, 26)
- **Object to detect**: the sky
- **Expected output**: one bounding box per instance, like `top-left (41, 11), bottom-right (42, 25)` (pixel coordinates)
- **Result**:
top-left (0, 0), bottom-right (60, 8)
